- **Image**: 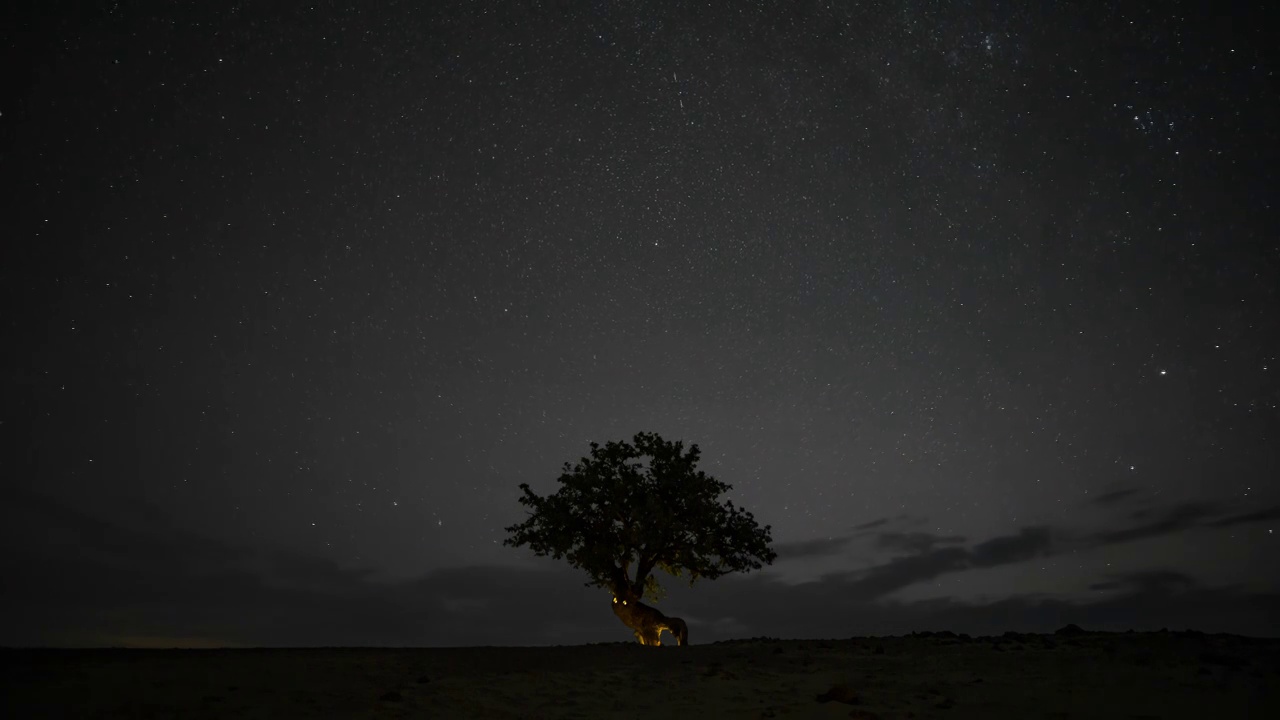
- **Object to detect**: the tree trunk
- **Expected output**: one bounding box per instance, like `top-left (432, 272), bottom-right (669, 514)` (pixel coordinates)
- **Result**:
top-left (610, 591), bottom-right (688, 646)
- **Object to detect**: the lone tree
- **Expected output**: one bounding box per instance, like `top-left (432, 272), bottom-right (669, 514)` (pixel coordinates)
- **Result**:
top-left (503, 431), bottom-right (776, 646)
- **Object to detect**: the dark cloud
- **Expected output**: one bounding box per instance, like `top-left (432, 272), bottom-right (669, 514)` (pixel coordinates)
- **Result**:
top-left (774, 535), bottom-right (854, 559)
top-left (1087, 488), bottom-right (1141, 506)
top-left (1080, 499), bottom-right (1269, 543)
top-left (1093, 570), bottom-right (1200, 596)
top-left (3, 488), bottom-right (1276, 647)
top-left (852, 518), bottom-right (891, 531)
top-left (820, 526), bottom-right (1054, 603)
top-left (874, 531), bottom-right (966, 555)
top-left (1204, 505), bottom-right (1280, 528)
top-left (830, 546), bottom-right (971, 602)
top-left (2, 485), bottom-right (245, 574)
top-left (970, 527), bottom-right (1053, 567)
top-left (0, 488), bottom-right (614, 648)
top-left (819, 505), bottom-right (1269, 617)
top-left (656, 566), bottom-right (1280, 641)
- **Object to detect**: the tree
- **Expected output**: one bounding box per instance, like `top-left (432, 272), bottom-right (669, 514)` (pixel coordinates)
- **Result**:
top-left (503, 431), bottom-right (777, 645)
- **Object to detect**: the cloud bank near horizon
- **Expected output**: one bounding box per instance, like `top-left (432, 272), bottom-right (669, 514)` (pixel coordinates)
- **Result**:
top-left (2, 486), bottom-right (1276, 648)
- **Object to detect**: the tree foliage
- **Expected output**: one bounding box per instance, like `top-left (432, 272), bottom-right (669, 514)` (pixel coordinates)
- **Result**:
top-left (503, 432), bottom-right (777, 602)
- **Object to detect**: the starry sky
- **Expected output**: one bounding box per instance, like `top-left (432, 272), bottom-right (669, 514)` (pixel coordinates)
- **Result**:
top-left (3, 1), bottom-right (1277, 648)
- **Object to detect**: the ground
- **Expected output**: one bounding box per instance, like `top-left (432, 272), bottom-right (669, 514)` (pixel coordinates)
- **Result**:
top-left (2, 630), bottom-right (1277, 718)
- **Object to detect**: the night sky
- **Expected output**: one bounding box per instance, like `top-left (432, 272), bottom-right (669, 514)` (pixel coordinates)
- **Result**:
top-left (4, 2), bottom-right (1277, 648)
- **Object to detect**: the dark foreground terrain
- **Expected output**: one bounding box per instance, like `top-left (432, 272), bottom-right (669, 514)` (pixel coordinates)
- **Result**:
top-left (3, 629), bottom-right (1277, 718)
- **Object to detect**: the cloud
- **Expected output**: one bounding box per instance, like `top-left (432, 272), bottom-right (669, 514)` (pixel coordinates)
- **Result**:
top-left (3, 487), bottom-right (1277, 648)
top-left (1087, 487), bottom-right (1141, 506)
top-left (774, 535), bottom-right (854, 559)
top-left (812, 526), bottom-right (1053, 604)
top-left (773, 520), bottom-right (965, 562)
top-left (873, 531), bottom-right (965, 554)
top-left (1203, 505), bottom-right (1280, 528)
top-left (852, 517), bottom-right (891, 531)
top-left (655, 563), bottom-right (1280, 641)
top-left (0, 486), bottom-right (617, 648)
top-left (1090, 570), bottom-right (1199, 596)
top-left (969, 527), bottom-right (1053, 567)
top-left (1073, 498), bottom-right (1276, 549)
top-left (830, 546), bottom-right (971, 602)
top-left (1091, 503), bottom-right (1221, 546)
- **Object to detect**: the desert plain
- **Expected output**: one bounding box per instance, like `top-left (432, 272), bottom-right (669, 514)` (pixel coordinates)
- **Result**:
top-left (3, 627), bottom-right (1277, 719)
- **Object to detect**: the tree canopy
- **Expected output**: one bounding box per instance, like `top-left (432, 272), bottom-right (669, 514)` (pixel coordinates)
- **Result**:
top-left (503, 431), bottom-right (777, 602)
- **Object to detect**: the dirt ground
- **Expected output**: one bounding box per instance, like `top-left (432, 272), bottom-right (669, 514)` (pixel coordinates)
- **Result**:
top-left (3, 630), bottom-right (1277, 718)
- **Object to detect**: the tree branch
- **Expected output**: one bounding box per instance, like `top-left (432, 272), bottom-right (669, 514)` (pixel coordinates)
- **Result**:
top-left (609, 564), bottom-right (628, 595)
top-left (634, 543), bottom-right (662, 593)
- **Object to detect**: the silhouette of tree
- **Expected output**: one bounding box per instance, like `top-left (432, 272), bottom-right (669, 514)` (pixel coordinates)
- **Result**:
top-left (503, 432), bottom-right (777, 645)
